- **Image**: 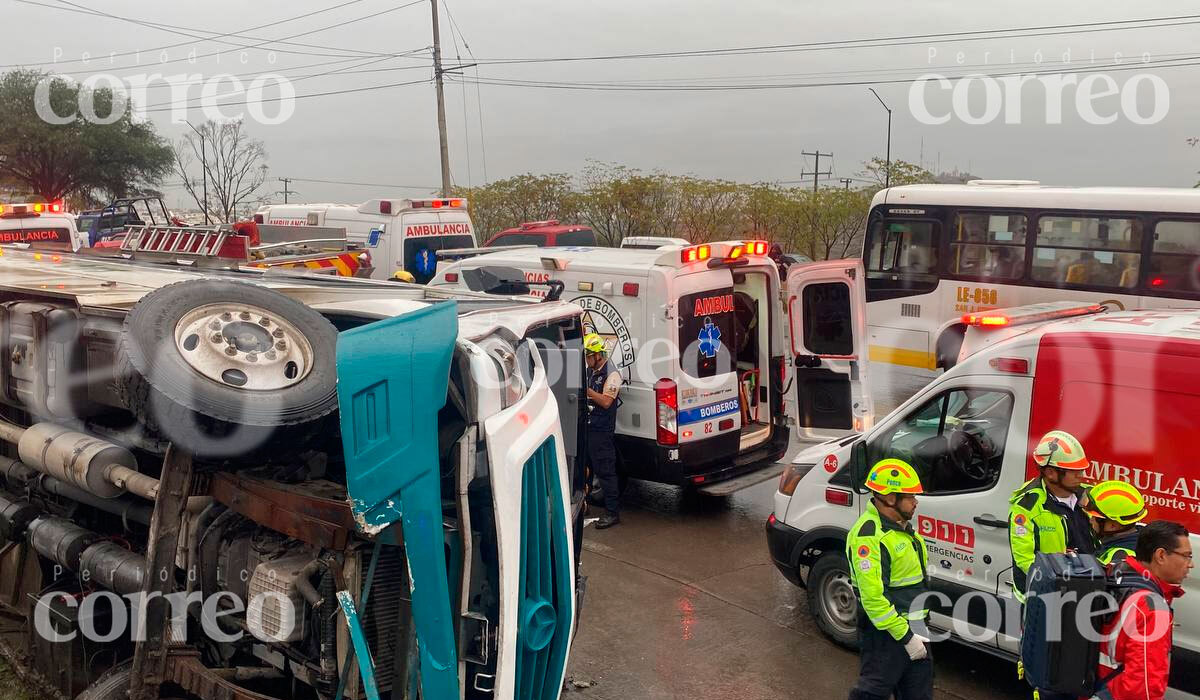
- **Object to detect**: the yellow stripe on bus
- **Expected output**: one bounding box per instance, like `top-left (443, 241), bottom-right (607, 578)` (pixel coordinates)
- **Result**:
top-left (868, 345), bottom-right (938, 370)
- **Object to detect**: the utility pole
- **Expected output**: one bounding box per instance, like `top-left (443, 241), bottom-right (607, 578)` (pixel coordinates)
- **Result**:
top-left (431, 0), bottom-right (452, 197)
top-left (277, 177), bottom-right (298, 203)
top-left (840, 178), bottom-right (854, 190)
top-left (184, 121), bottom-right (209, 225)
top-left (801, 150), bottom-right (833, 193)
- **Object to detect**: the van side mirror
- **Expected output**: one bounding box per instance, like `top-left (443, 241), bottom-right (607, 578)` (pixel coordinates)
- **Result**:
top-left (850, 441), bottom-right (870, 495)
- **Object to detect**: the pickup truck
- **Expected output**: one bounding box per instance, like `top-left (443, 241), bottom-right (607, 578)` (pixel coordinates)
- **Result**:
top-left (0, 243), bottom-right (586, 700)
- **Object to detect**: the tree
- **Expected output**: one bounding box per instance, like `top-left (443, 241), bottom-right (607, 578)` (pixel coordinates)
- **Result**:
top-left (174, 120), bottom-right (269, 223)
top-left (859, 157), bottom-right (935, 189)
top-left (673, 176), bottom-right (743, 243)
top-left (0, 70), bottom-right (173, 203)
top-left (798, 188), bottom-right (872, 260)
top-left (454, 173), bottom-right (580, 240)
top-left (577, 162), bottom-right (680, 246)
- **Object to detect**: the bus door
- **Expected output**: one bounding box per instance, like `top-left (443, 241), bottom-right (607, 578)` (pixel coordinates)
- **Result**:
top-left (786, 259), bottom-right (872, 437)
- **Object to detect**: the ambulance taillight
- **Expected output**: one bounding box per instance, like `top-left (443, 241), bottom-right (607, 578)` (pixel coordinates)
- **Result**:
top-left (654, 378), bottom-right (678, 445)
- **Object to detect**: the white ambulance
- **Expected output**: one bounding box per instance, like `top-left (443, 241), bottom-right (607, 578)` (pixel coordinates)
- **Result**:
top-left (254, 197), bottom-right (476, 283)
top-left (429, 240), bottom-right (875, 492)
top-left (768, 301), bottom-right (1200, 698)
top-left (0, 200), bottom-right (84, 250)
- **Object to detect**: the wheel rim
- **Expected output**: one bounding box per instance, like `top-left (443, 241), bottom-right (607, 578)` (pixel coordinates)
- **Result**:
top-left (820, 569), bottom-right (858, 636)
top-left (173, 303), bottom-right (315, 391)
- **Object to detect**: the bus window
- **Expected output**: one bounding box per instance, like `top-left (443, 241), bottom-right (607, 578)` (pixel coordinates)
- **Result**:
top-left (949, 212), bottom-right (1027, 279)
top-left (864, 216), bottom-right (939, 299)
top-left (1146, 220), bottom-right (1200, 293)
top-left (1031, 215), bottom-right (1142, 289)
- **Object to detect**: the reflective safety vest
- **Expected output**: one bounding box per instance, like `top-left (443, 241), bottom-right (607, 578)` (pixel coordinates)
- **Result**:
top-left (846, 501), bottom-right (929, 642)
top-left (1008, 478), bottom-right (1096, 602)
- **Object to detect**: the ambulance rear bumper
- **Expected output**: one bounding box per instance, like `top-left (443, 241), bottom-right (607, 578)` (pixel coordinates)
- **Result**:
top-left (615, 425), bottom-right (789, 486)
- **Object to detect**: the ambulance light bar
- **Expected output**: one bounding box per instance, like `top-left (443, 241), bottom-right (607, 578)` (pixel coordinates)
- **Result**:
top-left (962, 302), bottom-right (1106, 328)
top-left (681, 245), bottom-right (710, 264)
top-left (0, 201), bottom-right (65, 217)
top-left (409, 199), bottom-right (464, 209)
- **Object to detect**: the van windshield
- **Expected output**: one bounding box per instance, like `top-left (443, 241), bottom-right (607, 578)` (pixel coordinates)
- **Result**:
top-left (678, 287), bottom-right (736, 378)
top-left (405, 234), bottom-right (475, 284)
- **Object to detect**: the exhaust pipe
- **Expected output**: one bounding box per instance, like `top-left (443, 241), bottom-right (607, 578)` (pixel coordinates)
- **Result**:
top-left (0, 420), bottom-right (159, 500)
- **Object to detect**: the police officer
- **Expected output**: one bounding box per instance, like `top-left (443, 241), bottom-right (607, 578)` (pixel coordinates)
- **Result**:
top-left (584, 333), bottom-right (622, 529)
top-left (1009, 430), bottom-right (1098, 604)
top-left (1085, 480), bottom-right (1149, 567)
top-left (847, 458), bottom-right (932, 700)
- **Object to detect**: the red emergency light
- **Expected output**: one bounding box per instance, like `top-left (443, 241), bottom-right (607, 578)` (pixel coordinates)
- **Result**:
top-left (744, 240), bottom-right (768, 256)
top-left (379, 200), bottom-right (393, 214)
top-left (681, 245), bottom-right (710, 264)
top-left (963, 313), bottom-right (1011, 327)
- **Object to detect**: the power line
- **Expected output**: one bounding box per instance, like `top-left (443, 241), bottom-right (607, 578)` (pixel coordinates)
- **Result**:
top-left (4, 0), bottom-right (379, 69)
top-left (442, 0), bottom-right (489, 184)
top-left (15, 0), bottom-right (392, 60)
top-left (7, 0), bottom-right (428, 73)
top-left (138, 77), bottom-right (431, 114)
top-left (461, 13), bottom-right (1200, 66)
top-left (448, 52), bottom-right (1200, 92)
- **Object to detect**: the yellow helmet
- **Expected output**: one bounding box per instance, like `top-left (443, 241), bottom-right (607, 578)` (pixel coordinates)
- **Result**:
top-left (583, 333), bottom-right (607, 355)
top-left (1033, 430), bottom-right (1089, 471)
top-left (1084, 480), bottom-right (1148, 526)
top-left (864, 458), bottom-right (924, 496)
top-left (391, 270), bottom-right (415, 283)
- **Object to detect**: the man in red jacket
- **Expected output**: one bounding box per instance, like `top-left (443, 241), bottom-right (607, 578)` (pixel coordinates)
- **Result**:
top-left (1097, 520), bottom-right (1191, 700)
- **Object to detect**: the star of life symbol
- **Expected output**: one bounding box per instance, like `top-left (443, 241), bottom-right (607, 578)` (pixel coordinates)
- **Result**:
top-left (415, 248), bottom-right (436, 276)
top-left (698, 318), bottom-right (722, 359)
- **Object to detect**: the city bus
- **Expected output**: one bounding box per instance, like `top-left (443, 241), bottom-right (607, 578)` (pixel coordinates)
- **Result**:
top-left (862, 181), bottom-right (1200, 376)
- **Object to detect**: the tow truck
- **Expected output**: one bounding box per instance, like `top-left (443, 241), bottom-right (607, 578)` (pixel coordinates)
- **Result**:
top-left (0, 234), bottom-right (585, 700)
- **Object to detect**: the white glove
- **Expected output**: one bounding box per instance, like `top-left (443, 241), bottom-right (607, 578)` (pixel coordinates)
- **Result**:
top-left (904, 633), bottom-right (929, 661)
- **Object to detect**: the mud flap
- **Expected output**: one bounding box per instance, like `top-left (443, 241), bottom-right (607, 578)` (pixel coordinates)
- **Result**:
top-left (336, 302), bottom-right (459, 700)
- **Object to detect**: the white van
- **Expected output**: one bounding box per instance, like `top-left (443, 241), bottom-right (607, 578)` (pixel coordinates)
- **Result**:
top-left (768, 301), bottom-right (1200, 698)
top-left (0, 201), bottom-right (85, 250)
top-left (254, 197), bottom-right (476, 283)
top-left (430, 240), bottom-right (874, 491)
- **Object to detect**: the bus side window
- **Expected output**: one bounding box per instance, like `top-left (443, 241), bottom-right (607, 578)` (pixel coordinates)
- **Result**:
top-left (1146, 220), bottom-right (1200, 294)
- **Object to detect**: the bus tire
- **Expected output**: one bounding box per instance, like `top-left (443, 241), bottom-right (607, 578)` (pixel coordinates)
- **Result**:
top-left (807, 551), bottom-right (860, 650)
top-left (936, 325), bottom-right (966, 370)
top-left (116, 279), bottom-right (340, 459)
top-left (76, 664), bottom-right (132, 700)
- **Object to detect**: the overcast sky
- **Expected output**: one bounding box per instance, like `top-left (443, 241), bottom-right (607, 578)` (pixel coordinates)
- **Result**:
top-left (7, 0), bottom-right (1200, 209)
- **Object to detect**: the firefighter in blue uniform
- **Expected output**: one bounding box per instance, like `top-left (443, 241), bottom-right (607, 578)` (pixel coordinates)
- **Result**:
top-left (584, 332), bottom-right (622, 529)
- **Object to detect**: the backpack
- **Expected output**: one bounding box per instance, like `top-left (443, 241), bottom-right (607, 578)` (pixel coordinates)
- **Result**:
top-left (1019, 552), bottom-right (1162, 697)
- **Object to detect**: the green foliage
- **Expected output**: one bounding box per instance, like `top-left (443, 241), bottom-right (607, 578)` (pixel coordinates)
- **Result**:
top-left (0, 70), bottom-right (174, 202)
top-left (452, 157), bottom-right (928, 258)
top-left (859, 157), bottom-right (935, 188)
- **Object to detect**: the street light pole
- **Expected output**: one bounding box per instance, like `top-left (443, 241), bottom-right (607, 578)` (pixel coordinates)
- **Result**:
top-left (868, 88), bottom-right (892, 189)
top-left (185, 121), bottom-right (210, 225)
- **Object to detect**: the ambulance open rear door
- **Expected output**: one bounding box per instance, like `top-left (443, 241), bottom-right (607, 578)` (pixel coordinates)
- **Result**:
top-left (785, 259), bottom-right (872, 438)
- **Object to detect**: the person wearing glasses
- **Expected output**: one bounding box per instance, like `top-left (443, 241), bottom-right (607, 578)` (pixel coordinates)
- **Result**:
top-left (1096, 520), bottom-right (1191, 700)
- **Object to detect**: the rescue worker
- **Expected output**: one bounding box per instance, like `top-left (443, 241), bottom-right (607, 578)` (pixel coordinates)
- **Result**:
top-left (846, 458), bottom-right (932, 700)
top-left (1096, 520), bottom-right (1190, 700)
top-left (1009, 430), bottom-right (1098, 604)
top-left (584, 332), bottom-right (622, 529)
top-left (1085, 480), bottom-right (1149, 567)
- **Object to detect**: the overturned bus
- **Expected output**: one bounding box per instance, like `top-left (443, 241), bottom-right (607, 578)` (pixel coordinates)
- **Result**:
top-left (0, 237), bottom-right (585, 700)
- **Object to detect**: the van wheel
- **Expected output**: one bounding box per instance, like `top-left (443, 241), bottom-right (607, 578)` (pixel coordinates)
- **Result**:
top-left (807, 552), bottom-right (860, 650)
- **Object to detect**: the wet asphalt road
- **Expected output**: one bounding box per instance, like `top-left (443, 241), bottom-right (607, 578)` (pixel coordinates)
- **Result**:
top-left (564, 367), bottom-right (1030, 700)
